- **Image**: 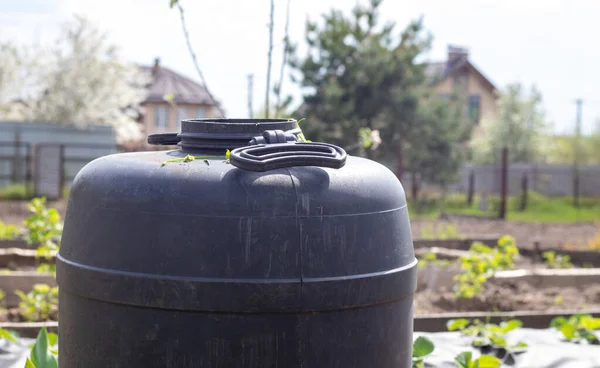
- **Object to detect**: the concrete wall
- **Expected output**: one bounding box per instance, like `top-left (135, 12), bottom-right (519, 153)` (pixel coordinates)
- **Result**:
top-left (0, 122), bottom-right (117, 187)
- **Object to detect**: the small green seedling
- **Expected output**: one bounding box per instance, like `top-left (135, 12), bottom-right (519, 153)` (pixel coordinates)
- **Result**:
top-left (417, 252), bottom-right (451, 269)
top-left (550, 314), bottom-right (600, 344)
top-left (455, 351), bottom-right (502, 368)
top-left (447, 318), bottom-right (527, 352)
top-left (412, 336), bottom-right (434, 368)
top-left (454, 236), bottom-right (519, 299)
top-left (161, 154), bottom-right (227, 167)
top-left (0, 220), bottom-right (20, 240)
top-left (26, 327), bottom-right (58, 368)
top-left (16, 284), bottom-right (59, 322)
top-left (24, 198), bottom-right (62, 249)
top-left (542, 251), bottom-right (573, 269)
top-left (420, 223), bottom-right (462, 240)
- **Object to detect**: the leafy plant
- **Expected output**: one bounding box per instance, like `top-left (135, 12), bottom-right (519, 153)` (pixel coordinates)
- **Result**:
top-left (420, 223), bottom-right (462, 240)
top-left (0, 220), bottom-right (21, 240)
top-left (542, 251), bottom-right (573, 269)
top-left (550, 314), bottom-right (600, 345)
top-left (455, 351), bottom-right (502, 368)
top-left (23, 198), bottom-right (62, 251)
top-left (25, 327), bottom-right (58, 368)
top-left (15, 284), bottom-right (59, 322)
top-left (448, 318), bottom-right (527, 352)
top-left (412, 336), bottom-right (434, 368)
top-left (454, 236), bottom-right (519, 299)
top-left (417, 252), bottom-right (451, 269)
top-left (0, 291), bottom-right (17, 343)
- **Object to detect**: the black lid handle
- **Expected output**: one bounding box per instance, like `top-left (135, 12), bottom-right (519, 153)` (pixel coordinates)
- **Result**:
top-left (230, 142), bottom-right (347, 172)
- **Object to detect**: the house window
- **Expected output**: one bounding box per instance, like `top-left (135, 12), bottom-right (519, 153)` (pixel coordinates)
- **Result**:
top-left (196, 107), bottom-right (207, 118)
top-left (468, 95), bottom-right (481, 124)
top-left (155, 106), bottom-right (169, 129)
top-left (177, 107), bottom-right (187, 129)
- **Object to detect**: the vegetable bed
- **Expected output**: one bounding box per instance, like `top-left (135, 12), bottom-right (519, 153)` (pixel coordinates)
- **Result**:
top-left (415, 279), bottom-right (600, 315)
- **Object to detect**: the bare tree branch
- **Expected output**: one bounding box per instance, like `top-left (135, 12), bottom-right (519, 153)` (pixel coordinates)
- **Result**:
top-left (265, 0), bottom-right (275, 118)
top-left (275, 0), bottom-right (291, 117)
top-left (176, 3), bottom-right (225, 117)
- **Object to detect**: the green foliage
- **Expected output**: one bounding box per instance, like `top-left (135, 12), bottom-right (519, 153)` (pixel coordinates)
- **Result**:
top-left (417, 252), bottom-right (451, 269)
top-left (23, 198), bottom-right (62, 249)
top-left (412, 336), bottom-right (434, 368)
top-left (16, 284), bottom-right (59, 322)
top-left (550, 314), bottom-right (600, 345)
top-left (542, 251), bottom-right (573, 269)
top-left (26, 328), bottom-right (58, 368)
top-left (0, 328), bottom-right (17, 343)
top-left (454, 236), bottom-right (518, 299)
top-left (0, 220), bottom-right (21, 240)
top-left (0, 184), bottom-right (31, 200)
top-left (409, 191), bottom-right (600, 223)
top-left (471, 82), bottom-right (549, 164)
top-left (543, 122), bottom-right (600, 164)
top-left (448, 318), bottom-right (528, 351)
top-left (405, 95), bottom-right (472, 186)
top-left (454, 351), bottom-right (502, 368)
top-left (420, 223), bottom-right (462, 240)
top-left (160, 154), bottom-right (227, 167)
top-left (289, 1), bottom-right (441, 158)
top-left (0, 290), bottom-right (18, 342)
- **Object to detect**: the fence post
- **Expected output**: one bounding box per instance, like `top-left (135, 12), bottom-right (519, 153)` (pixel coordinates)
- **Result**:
top-left (467, 170), bottom-right (475, 206)
top-left (11, 130), bottom-right (21, 184)
top-left (499, 147), bottom-right (508, 219)
top-left (520, 173), bottom-right (528, 211)
top-left (573, 170), bottom-right (580, 208)
top-left (411, 172), bottom-right (420, 202)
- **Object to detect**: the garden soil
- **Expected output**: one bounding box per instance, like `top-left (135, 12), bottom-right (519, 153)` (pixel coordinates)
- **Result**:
top-left (415, 279), bottom-right (600, 315)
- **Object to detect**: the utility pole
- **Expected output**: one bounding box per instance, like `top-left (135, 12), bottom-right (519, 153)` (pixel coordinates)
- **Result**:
top-left (247, 74), bottom-right (254, 118)
top-left (573, 98), bottom-right (583, 208)
top-left (265, 0), bottom-right (275, 118)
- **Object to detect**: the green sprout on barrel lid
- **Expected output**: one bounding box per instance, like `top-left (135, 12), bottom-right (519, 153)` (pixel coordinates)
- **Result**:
top-left (161, 151), bottom-right (230, 167)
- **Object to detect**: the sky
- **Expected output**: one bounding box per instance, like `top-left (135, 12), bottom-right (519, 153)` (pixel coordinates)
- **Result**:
top-left (1, 0), bottom-right (600, 135)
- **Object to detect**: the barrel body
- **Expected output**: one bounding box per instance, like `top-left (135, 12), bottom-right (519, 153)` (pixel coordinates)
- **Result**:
top-left (57, 119), bottom-right (416, 368)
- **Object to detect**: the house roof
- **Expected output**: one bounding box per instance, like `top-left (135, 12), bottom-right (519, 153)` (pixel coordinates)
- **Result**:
top-left (425, 56), bottom-right (496, 91)
top-left (141, 62), bottom-right (216, 106)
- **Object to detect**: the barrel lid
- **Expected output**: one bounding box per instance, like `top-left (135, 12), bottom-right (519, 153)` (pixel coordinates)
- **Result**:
top-left (148, 118), bottom-right (302, 151)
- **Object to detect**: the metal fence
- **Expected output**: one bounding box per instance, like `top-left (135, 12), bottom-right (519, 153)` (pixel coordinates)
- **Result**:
top-left (0, 122), bottom-right (118, 197)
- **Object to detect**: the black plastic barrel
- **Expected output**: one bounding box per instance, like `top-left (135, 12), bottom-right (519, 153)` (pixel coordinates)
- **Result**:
top-left (57, 119), bottom-right (417, 367)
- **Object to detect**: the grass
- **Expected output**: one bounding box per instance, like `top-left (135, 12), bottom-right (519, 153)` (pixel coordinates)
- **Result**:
top-left (0, 184), bottom-right (32, 200)
top-left (0, 184), bottom-right (71, 201)
top-left (408, 191), bottom-right (600, 223)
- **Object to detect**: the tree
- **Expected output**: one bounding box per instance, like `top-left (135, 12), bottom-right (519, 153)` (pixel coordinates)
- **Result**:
top-left (0, 43), bottom-right (39, 120)
top-left (543, 122), bottom-right (600, 164)
top-left (289, 0), bottom-right (450, 179)
top-left (9, 16), bottom-right (151, 145)
top-left (471, 83), bottom-right (549, 163)
top-left (406, 94), bottom-right (472, 193)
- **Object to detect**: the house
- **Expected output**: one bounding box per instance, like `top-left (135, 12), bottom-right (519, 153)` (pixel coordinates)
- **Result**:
top-left (140, 58), bottom-right (221, 139)
top-left (425, 45), bottom-right (498, 130)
